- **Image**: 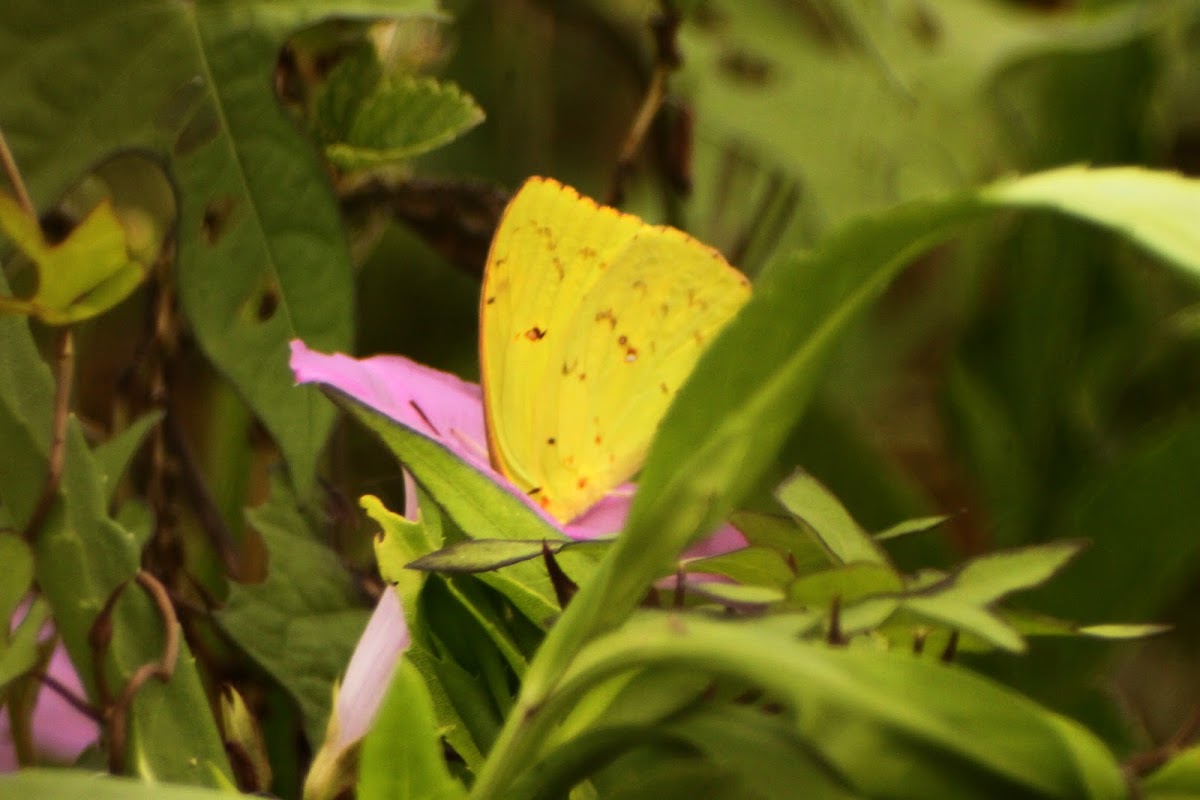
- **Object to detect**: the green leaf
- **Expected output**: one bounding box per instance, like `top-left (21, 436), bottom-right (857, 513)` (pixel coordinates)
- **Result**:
top-left (549, 612), bottom-right (1127, 799)
top-left (0, 770), bottom-right (239, 800)
top-left (358, 660), bottom-right (469, 800)
top-left (1143, 744), bottom-right (1200, 799)
top-left (0, 273), bottom-right (229, 783)
top-left (775, 471), bottom-right (892, 567)
top-left (326, 76), bottom-right (485, 170)
top-left (874, 515), bottom-right (950, 542)
top-left (982, 166), bottom-right (1200, 275)
top-left (217, 479), bottom-right (369, 747)
top-left (92, 410), bottom-right (163, 504)
top-left (685, 582), bottom-right (785, 608)
top-left (338, 395), bottom-right (563, 543)
top-left (0, 533), bottom-right (33, 624)
top-left (788, 562), bottom-right (904, 608)
top-left (0, 195), bottom-right (150, 324)
top-left (681, 546), bottom-right (794, 588)
top-left (666, 705), bottom-right (859, 800)
top-left (915, 540), bottom-right (1087, 606)
top-left (0, 0), bottom-right (440, 491)
top-left (727, 510), bottom-right (832, 573)
top-left (408, 538), bottom-right (607, 574)
top-left (0, 597), bottom-right (49, 692)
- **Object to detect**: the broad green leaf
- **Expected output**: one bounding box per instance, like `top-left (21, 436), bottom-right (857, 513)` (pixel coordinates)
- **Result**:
top-left (92, 410), bottom-right (163, 504)
top-left (0, 274), bottom-right (229, 783)
top-left (982, 166), bottom-right (1200, 274)
top-left (0, 195), bottom-right (149, 324)
top-left (326, 76), bottom-right (484, 171)
top-left (775, 471), bottom-right (891, 567)
top-left (0, 770), bottom-right (238, 800)
top-left (875, 515), bottom-right (950, 542)
top-left (666, 705), bottom-right (859, 800)
top-left (0, 0), bottom-right (440, 491)
top-left (548, 613), bottom-right (1127, 799)
top-left (358, 659), bottom-right (468, 800)
top-left (217, 479), bottom-right (368, 747)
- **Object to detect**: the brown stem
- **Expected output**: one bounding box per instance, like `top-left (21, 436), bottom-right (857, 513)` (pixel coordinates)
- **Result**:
top-left (36, 671), bottom-right (103, 723)
top-left (101, 570), bottom-right (180, 775)
top-left (0, 127), bottom-right (35, 216)
top-left (605, 0), bottom-right (683, 207)
top-left (23, 329), bottom-right (75, 542)
top-left (1123, 703), bottom-right (1200, 778)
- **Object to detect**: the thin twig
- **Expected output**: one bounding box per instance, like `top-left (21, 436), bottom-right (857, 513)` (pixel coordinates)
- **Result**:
top-left (1123, 703), bottom-right (1200, 778)
top-left (36, 671), bottom-right (103, 723)
top-left (23, 329), bottom-right (75, 542)
top-left (105, 570), bottom-right (180, 774)
top-left (0, 127), bottom-right (35, 216)
top-left (606, 0), bottom-right (683, 206)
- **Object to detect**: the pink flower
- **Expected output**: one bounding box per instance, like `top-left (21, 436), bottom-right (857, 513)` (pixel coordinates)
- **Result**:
top-left (290, 340), bottom-right (744, 554)
top-left (0, 611), bottom-right (99, 771)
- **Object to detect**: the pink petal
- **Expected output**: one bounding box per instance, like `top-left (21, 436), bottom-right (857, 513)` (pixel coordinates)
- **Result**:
top-left (1, 610), bottom-right (98, 771)
top-left (335, 586), bottom-right (409, 748)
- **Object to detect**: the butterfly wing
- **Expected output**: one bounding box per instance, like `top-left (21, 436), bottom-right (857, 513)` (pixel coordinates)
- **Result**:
top-left (480, 177), bottom-right (751, 523)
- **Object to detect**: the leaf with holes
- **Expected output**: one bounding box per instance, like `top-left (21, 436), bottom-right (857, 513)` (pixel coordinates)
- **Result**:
top-left (0, 0), bottom-right (440, 492)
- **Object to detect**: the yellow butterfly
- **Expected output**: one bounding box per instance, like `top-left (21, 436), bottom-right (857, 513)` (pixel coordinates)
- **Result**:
top-left (479, 177), bottom-right (752, 523)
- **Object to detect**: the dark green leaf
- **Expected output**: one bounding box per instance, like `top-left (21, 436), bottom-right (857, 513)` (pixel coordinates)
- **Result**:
top-left (217, 479), bottom-right (368, 746)
top-left (0, 770), bottom-right (237, 800)
top-left (408, 539), bottom-right (575, 574)
top-left (93, 410), bottom-right (163, 504)
top-left (0, 0), bottom-right (439, 490)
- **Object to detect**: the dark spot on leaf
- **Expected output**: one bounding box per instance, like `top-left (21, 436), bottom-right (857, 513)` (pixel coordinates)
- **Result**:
top-left (38, 209), bottom-right (75, 245)
top-left (202, 196), bottom-right (238, 245)
top-left (719, 49), bottom-right (775, 86)
top-left (525, 326), bottom-right (547, 341)
top-left (256, 286), bottom-right (280, 321)
top-left (486, 296), bottom-right (496, 304)
top-left (547, 437), bottom-right (556, 445)
top-left (173, 98), bottom-right (221, 157)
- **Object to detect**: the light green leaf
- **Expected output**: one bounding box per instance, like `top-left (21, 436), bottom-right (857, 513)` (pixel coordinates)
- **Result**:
top-left (326, 76), bottom-right (485, 170)
top-left (983, 166), bottom-right (1200, 275)
top-left (789, 562), bottom-right (903, 608)
top-left (874, 515), bottom-right (950, 542)
top-left (686, 582), bottom-right (785, 607)
top-left (775, 471), bottom-right (892, 567)
top-left (915, 540), bottom-right (1087, 606)
top-left (0, 0), bottom-right (440, 491)
top-left (727, 510), bottom-right (832, 573)
top-left (901, 596), bottom-right (1026, 653)
top-left (681, 546), bottom-right (794, 589)
top-left (0, 597), bottom-right (49, 692)
top-left (217, 479), bottom-right (369, 747)
top-left (358, 660), bottom-right (469, 800)
top-left (0, 533), bottom-right (32, 625)
top-left (0, 195), bottom-right (149, 324)
top-left (1143, 744), bottom-right (1200, 799)
top-left (0, 770), bottom-right (238, 800)
top-left (92, 410), bottom-right (163, 504)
